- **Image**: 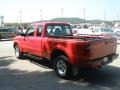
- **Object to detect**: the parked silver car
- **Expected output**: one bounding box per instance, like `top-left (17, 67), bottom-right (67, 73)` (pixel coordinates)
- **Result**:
top-left (0, 28), bottom-right (21, 40)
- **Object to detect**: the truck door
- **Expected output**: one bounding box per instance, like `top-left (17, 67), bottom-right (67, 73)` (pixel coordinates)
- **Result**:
top-left (23, 25), bottom-right (35, 54)
top-left (29, 25), bottom-right (43, 56)
top-left (41, 25), bottom-right (54, 59)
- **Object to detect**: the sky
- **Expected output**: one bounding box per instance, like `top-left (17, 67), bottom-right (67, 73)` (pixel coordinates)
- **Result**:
top-left (0, 0), bottom-right (120, 23)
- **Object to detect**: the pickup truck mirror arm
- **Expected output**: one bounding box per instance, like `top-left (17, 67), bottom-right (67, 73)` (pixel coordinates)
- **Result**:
top-left (17, 32), bottom-right (26, 37)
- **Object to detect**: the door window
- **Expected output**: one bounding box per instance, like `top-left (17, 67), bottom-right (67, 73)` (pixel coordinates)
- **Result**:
top-left (26, 25), bottom-right (35, 36)
top-left (36, 25), bottom-right (42, 36)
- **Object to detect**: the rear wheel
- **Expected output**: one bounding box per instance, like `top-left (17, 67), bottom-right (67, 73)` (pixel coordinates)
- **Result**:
top-left (14, 45), bottom-right (24, 59)
top-left (54, 55), bottom-right (73, 79)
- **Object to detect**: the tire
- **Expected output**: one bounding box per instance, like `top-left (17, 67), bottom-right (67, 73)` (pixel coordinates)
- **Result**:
top-left (54, 55), bottom-right (73, 79)
top-left (14, 45), bottom-right (24, 59)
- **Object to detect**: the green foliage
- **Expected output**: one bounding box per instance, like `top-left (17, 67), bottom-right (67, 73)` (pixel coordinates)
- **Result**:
top-left (49, 17), bottom-right (113, 25)
top-left (49, 17), bottom-right (85, 24)
top-left (4, 23), bottom-right (29, 28)
top-left (3, 17), bottom-right (115, 28)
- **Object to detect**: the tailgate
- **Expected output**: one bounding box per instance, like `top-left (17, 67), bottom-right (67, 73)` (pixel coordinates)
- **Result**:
top-left (90, 38), bottom-right (117, 60)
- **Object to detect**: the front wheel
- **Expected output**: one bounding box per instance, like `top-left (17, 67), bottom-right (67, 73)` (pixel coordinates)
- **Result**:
top-left (54, 55), bottom-right (73, 79)
top-left (14, 45), bottom-right (24, 59)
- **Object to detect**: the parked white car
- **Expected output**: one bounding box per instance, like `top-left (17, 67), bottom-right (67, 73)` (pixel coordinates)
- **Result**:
top-left (72, 28), bottom-right (93, 36)
top-left (92, 27), bottom-right (120, 43)
top-left (114, 28), bottom-right (120, 44)
top-left (92, 27), bottom-right (115, 36)
top-left (114, 28), bottom-right (120, 36)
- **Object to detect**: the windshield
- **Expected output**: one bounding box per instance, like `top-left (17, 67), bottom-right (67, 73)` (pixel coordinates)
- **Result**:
top-left (101, 28), bottom-right (114, 33)
top-left (46, 24), bottom-right (73, 36)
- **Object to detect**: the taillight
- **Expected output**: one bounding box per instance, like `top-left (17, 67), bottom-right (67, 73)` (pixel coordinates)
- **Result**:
top-left (84, 44), bottom-right (92, 57)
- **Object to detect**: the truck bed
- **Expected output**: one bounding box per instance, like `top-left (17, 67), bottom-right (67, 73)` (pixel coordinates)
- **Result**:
top-left (48, 35), bottom-right (114, 41)
top-left (49, 35), bottom-right (117, 60)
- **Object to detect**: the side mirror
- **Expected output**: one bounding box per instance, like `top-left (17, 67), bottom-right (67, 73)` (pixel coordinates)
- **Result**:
top-left (17, 32), bottom-right (26, 37)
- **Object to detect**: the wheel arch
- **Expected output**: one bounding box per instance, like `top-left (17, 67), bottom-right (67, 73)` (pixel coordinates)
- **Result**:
top-left (50, 49), bottom-right (71, 65)
top-left (13, 42), bottom-right (18, 48)
top-left (13, 42), bottom-right (22, 53)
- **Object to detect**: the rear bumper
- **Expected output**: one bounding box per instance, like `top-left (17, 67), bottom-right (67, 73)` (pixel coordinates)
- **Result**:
top-left (88, 53), bottom-right (119, 66)
top-left (69, 53), bottom-right (119, 68)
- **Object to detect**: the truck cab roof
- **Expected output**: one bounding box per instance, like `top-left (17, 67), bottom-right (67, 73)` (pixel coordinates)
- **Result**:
top-left (31, 22), bottom-right (70, 26)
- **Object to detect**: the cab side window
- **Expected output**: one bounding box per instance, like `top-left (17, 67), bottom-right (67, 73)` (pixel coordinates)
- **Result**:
top-left (26, 25), bottom-right (35, 36)
top-left (36, 25), bottom-right (42, 36)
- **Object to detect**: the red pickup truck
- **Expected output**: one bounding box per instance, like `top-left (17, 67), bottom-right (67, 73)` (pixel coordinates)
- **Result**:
top-left (13, 22), bottom-right (117, 78)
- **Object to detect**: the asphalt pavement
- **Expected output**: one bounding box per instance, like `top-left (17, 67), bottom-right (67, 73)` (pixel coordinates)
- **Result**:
top-left (0, 41), bottom-right (120, 90)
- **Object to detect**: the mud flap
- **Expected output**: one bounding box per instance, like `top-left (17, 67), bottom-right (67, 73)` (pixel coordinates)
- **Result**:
top-left (72, 67), bottom-right (79, 76)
